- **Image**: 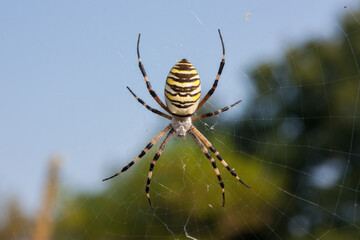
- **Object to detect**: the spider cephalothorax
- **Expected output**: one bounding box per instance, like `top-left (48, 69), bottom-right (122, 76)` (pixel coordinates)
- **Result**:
top-left (103, 30), bottom-right (250, 209)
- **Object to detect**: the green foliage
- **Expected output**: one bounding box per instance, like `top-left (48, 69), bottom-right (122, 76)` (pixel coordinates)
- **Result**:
top-left (239, 11), bottom-right (360, 239)
top-left (54, 135), bottom-right (284, 239)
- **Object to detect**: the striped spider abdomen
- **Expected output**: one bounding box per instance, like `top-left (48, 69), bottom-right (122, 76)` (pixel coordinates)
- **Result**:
top-left (164, 59), bottom-right (201, 117)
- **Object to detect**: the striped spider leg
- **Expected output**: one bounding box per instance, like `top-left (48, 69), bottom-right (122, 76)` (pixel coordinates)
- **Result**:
top-left (137, 33), bottom-right (172, 115)
top-left (126, 86), bottom-right (171, 120)
top-left (145, 129), bottom-right (174, 209)
top-left (102, 124), bottom-right (171, 181)
top-left (190, 125), bottom-right (250, 189)
top-left (196, 29), bottom-right (225, 110)
top-left (192, 100), bottom-right (242, 121)
top-left (185, 100), bottom-right (250, 207)
top-left (188, 128), bottom-right (226, 206)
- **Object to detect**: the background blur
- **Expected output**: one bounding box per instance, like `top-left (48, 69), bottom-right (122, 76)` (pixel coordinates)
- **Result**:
top-left (1, 1), bottom-right (360, 239)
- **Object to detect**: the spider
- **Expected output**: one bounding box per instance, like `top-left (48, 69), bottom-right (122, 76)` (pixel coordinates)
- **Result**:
top-left (103, 29), bottom-right (250, 209)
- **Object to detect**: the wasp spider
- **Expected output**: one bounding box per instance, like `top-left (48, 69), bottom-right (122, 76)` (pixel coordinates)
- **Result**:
top-left (103, 30), bottom-right (250, 209)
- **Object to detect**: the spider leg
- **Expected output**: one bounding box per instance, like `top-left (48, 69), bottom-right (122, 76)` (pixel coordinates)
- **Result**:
top-left (146, 128), bottom-right (174, 210)
top-left (188, 128), bottom-right (226, 207)
top-left (197, 29), bottom-right (225, 110)
top-left (192, 100), bottom-right (241, 121)
top-left (190, 126), bottom-right (250, 188)
top-left (127, 86), bottom-right (172, 120)
top-left (102, 124), bottom-right (171, 181)
top-left (137, 34), bottom-right (172, 114)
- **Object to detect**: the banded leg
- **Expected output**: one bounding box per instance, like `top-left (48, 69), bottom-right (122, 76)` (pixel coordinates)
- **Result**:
top-left (137, 34), bottom-right (171, 114)
top-left (102, 124), bottom-right (171, 181)
top-left (197, 29), bottom-right (225, 110)
top-left (146, 129), bottom-right (174, 209)
top-left (127, 86), bottom-right (172, 120)
top-left (188, 129), bottom-right (226, 207)
top-left (192, 100), bottom-right (241, 121)
top-left (190, 126), bottom-right (250, 188)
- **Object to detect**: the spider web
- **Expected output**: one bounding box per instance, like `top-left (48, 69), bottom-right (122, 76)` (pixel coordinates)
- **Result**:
top-left (53, 8), bottom-right (360, 240)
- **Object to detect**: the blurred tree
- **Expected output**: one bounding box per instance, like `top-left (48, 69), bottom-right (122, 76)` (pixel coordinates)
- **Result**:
top-left (236, 10), bottom-right (360, 239)
top-left (32, 157), bottom-right (61, 240)
top-left (0, 156), bottom-right (61, 240)
top-left (0, 198), bottom-right (31, 240)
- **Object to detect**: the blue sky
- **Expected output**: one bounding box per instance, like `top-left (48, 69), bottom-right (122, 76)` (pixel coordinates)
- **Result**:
top-left (1, 0), bottom-right (359, 214)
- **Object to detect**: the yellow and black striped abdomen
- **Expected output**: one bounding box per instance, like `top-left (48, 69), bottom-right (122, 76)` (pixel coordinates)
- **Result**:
top-left (165, 59), bottom-right (201, 117)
